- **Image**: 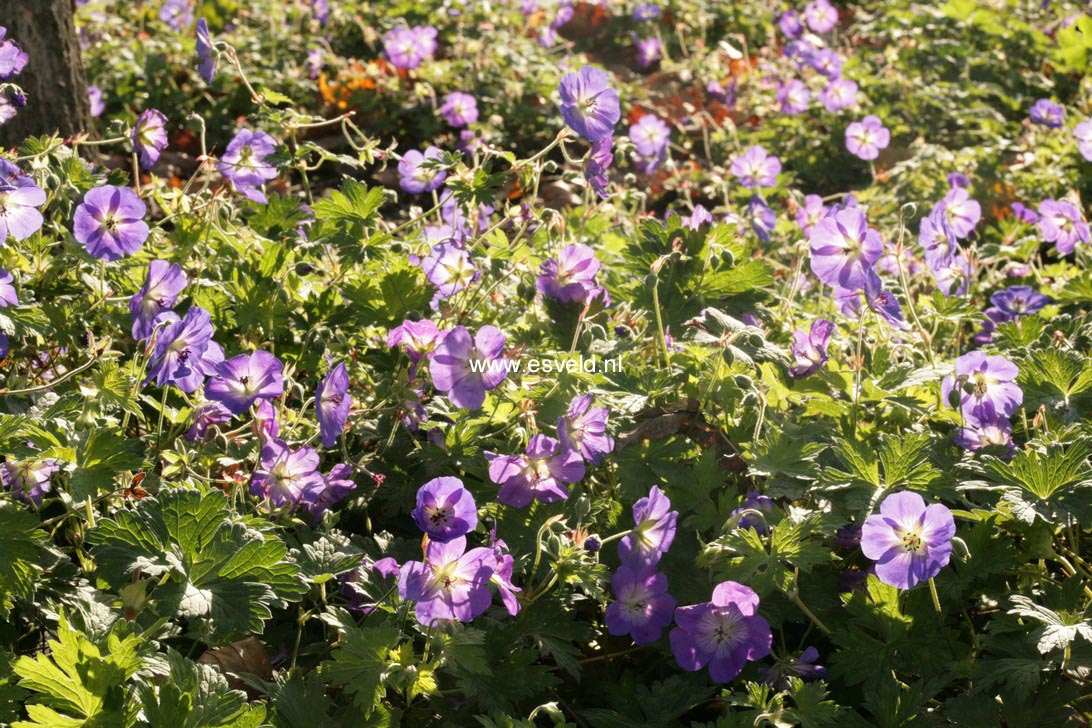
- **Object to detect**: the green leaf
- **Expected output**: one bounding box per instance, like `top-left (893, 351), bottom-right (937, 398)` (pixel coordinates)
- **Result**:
top-left (13, 615), bottom-right (142, 728)
top-left (88, 489), bottom-right (306, 642)
top-left (138, 649), bottom-right (247, 728)
top-left (0, 504), bottom-right (49, 618)
top-left (321, 625), bottom-right (401, 715)
top-left (269, 670), bottom-right (335, 728)
top-left (312, 179), bottom-right (385, 228)
top-left (294, 533), bottom-right (365, 585)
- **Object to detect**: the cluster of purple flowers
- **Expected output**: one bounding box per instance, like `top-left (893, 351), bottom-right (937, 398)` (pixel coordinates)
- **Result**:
top-left (559, 66), bottom-right (622, 196)
top-left (397, 477), bottom-right (521, 625)
top-left (0, 26), bottom-right (29, 126)
top-left (943, 351), bottom-right (1023, 456)
top-left (917, 180), bottom-right (980, 298)
top-left (774, 4), bottom-right (860, 116)
top-left (1, 459), bottom-right (59, 507)
top-left (974, 285), bottom-right (1049, 345)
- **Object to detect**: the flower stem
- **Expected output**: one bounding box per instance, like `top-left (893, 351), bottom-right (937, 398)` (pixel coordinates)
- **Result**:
top-left (928, 577), bottom-right (942, 613)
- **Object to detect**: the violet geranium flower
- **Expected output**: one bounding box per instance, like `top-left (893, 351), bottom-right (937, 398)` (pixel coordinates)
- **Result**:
top-left (860, 491), bottom-right (955, 590)
top-left (1, 460), bottom-right (59, 506)
top-left (629, 114), bottom-right (670, 172)
top-left (419, 242), bottom-right (478, 308)
top-left (1076, 120), bottom-right (1092, 162)
top-left (820, 77), bottom-right (858, 113)
top-left (1037, 199), bottom-right (1090, 256)
top-left (0, 27), bottom-right (28, 80)
top-left (557, 394), bottom-right (614, 465)
top-left (788, 318), bottom-right (834, 379)
top-left (316, 361), bottom-right (351, 447)
top-left (439, 92), bottom-right (479, 128)
top-left (669, 581), bottom-right (773, 683)
top-left (145, 306), bottom-right (222, 392)
top-left (383, 25), bottom-right (438, 70)
top-left (388, 319), bottom-right (444, 363)
top-left (558, 65), bottom-right (621, 143)
top-left (195, 18), bottom-right (216, 83)
top-left (777, 79), bottom-right (810, 116)
top-left (0, 183), bottom-right (46, 244)
top-left (133, 109), bottom-right (169, 169)
top-left (130, 260), bottom-right (187, 341)
top-left (808, 207), bottom-right (883, 291)
top-left (759, 647), bottom-right (828, 690)
top-left (731, 492), bottom-right (775, 534)
top-left (845, 115), bottom-right (890, 161)
top-left (218, 129), bottom-right (279, 204)
top-left (933, 187), bottom-right (981, 240)
top-left (618, 486), bottom-right (678, 567)
top-left (1029, 98), bottom-right (1064, 128)
top-left (730, 145), bottom-right (781, 189)
top-left (0, 268), bottom-right (18, 308)
top-left (302, 463), bottom-right (357, 520)
top-left (485, 434), bottom-right (585, 508)
top-left (537, 243), bottom-right (605, 304)
top-left (250, 438), bottom-right (325, 509)
top-left (429, 325), bottom-right (509, 410)
top-left (804, 0), bottom-right (838, 32)
top-left (584, 137), bottom-right (613, 198)
top-left (185, 401), bottom-right (233, 442)
top-left (941, 351), bottom-right (1023, 426)
top-left (398, 146), bottom-right (447, 194)
top-left (605, 565), bottom-right (676, 645)
top-left (411, 476), bottom-right (478, 543)
top-left (398, 536), bottom-right (495, 626)
top-left (205, 350), bottom-right (284, 415)
top-left (73, 185), bottom-right (150, 261)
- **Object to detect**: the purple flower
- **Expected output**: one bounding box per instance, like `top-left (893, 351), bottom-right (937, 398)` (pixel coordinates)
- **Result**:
top-left (634, 4), bottom-right (661, 21)
top-left (429, 325), bottom-right (509, 410)
top-left (941, 351), bottom-right (1022, 426)
top-left (759, 647), bottom-right (827, 689)
top-left (788, 318), bottom-right (834, 378)
top-left (557, 394), bottom-right (614, 465)
top-left (992, 285), bottom-right (1049, 317)
top-left (918, 208), bottom-right (954, 269)
top-left (619, 486), bottom-right (678, 567)
top-left (419, 242), bottom-right (478, 309)
top-left (88, 86), bottom-right (105, 117)
top-left (485, 434), bottom-right (585, 508)
top-left (634, 35), bottom-right (660, 69)
top-left (810, 48), bottom-right (842, 78)
top-left (130, 260), bottom-right (187, 340)
top-left (669, 581), bottom-right (773, 683)
top-left (1076, 120), bottom-right (1092, 161)
top-left (680, 203), bottom-right (714, 230)
top-left (730, 145), bottom-right (781, 189)
top-left (804, 0), bottom-right (838, 32)
top-left (398, 146), bottom-right (447, 194)
top-left (253, 399), bottom-right (279, 441)
top-left (749, 196), bottom-right (776, 241)
top-left (0, 183), bottom-right (46, 243)
top-left (731, 492), bottom-right (776, 534)
top-left (133, 109), bottom-right (169, 169)
top-left (1029, 98), bottom-right (1064, 128)
top-left (808, 207), bottom-right (883, 291)
top-left (777, 79), bottom-right (810, 115)
top-left (205, 350), bottom-right (284, 414)
top-left (388, 319), bottom-right (444, 362)
top-left (412, 476), bottom-right (478, 542)
top-left (398, 536), bottom-right (495, 626)
top-left (630, 114), bottom-right (670, 169)
top-left (301, 463), bottom-right (356, 520)
top-left (146, 306), bottom-right (221, 392)
top-left (1, 460), bottom-right (58, 506)
top-left (439, 92), bottom-right (479, 128)
top-left (306, 48), bottom-right (325, 80)
top-left (933, 187), bottom-right (981, 240)
top-left (218, 129), bottom-right (279, 204)
top-left (488, 538), bottom-right (522, 615)
top-left (311, 0), bottom-right (330, 25)
top-left (585, 136), bottom-right (613, 197)
top-left (861, 491), bottom-right (955, 590)
top-left (834, 523), bottom-right (862, 549)
top-left (0, 27), bottom-right (28, 80)
top-left (796, 194), bottom-right (827, 236)
top-left (778, 10), bottom-right (804, 39)
top-left (537, 243), bottom-right (605, 303)
top-left (606, 566), bottom-right (676, 644)
top-left (864, 272), bottom-right (908, 329)
top-left (820, 77), bottom-right (857, 112)
top-left (159, 0), bottom-right (194, 30)
top-left (1012, 202), bottom-right (1039, 224)
top-left (558, 65), bottom-right (621, 143)
top-left (250, 438), bottom-right (325, 509)
top-left (185, 401), bottom-right (232, 442)
top-left (316, 361), bottom-right (351, 447)
top-left (1037, 199), bottom-right (1090, 255)
top-left (384, 25), bottom-right (438, 70)
top-left (931, 250), bottom-right (973, 298)
top-left (948, 173), bottom-right (970, 189)
top-left (845, 115), bottom-right (890, 161)
top-left (0, 268), bottom-right (17, 308)
top-left (73, 186), bottom-right (149, 262)
top-left (954, 418), bottom-right (1014, 456)
top-left (195, 18), bottom-right (216, 83)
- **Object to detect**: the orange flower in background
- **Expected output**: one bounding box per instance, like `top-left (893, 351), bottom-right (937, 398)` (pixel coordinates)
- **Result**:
top-left (319, 59), bottom-right (394, 110)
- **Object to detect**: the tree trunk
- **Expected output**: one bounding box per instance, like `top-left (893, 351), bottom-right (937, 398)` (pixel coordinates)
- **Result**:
top-left (0, 0), bottom-right (92, 149)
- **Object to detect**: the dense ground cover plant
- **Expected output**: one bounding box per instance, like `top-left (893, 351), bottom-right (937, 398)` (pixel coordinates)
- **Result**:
top-left (1, 0), bottom-right (1092, 724)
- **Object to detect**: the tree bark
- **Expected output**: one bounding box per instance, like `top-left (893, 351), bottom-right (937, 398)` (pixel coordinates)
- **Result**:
top-left (0, 0), bottom-right (92, 149)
